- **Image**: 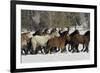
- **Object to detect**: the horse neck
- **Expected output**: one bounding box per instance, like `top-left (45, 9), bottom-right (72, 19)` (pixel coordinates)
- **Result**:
top-left (84, 31), bottom-right (90, 36)
top-left (49, 34), bottom-right (55, 38)
top-left (60, 34), bottom-right (67, 41)
top-left (45, 35), bottom-right (51, 40)
top-left (50, 32), bottom-right (59, 38)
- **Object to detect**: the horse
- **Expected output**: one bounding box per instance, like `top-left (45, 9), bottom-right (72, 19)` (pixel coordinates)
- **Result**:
top-left (68, 30), bottom-right (80, 53)
top-left (31, 28), bottom-right (60, 54)
top-left (81, 30), bottom-right (90, 52)
top-left (58, 28), bottom-right (70, 52)
top-left (68, 30), bottom-right (90, 53)
top-left (46, 31), bottom-right (70, 54)
top-left (21, 32), bottom-right (32, 55)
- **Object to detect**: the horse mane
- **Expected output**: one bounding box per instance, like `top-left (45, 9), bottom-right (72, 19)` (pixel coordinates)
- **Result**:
top-left (59, 27), bottom-right (69, 36)
top-left (50, 28), bottom-right (57, 34)
top-left (59, 31), bottom-right (69, 36)
top-left (33, 30), bottom-right (42, 36)
top-left (21, 32), bottom-right (30, 40)
top-left (70, 30), bottom-right (79, 36)
top-left (84, 30), bottom-right (90, 36)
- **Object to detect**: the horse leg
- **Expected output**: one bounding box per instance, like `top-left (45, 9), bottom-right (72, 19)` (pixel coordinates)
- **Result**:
top-left (71, 44), bottom-right (74, 53)
top-left (41, 47), bottom-right (44, 54)
top-left (75, 44), bottom-right (79, 53)
top-left (61, 47), bottom-right (66, 53)
top-left (30, 45), bottom-right (35, 54)
top-left (30, 48), bottom-right (34, 54)
top-left (83, 43), bottom-right (89, 53)
top-left (32, 46), bottom-right (38, 55)
top-left (21, 47), bottom-right (28, 55)
top-left (27, 43), bottom-right (33, 54)
top-left (50, 48), bottom-right (53, 54)
top-left (83, 47), bottom-right (87, 52)
top-left (64, 46), bottom-right (67, 52)
top-left (21, 48), bottom-right (25, 55)
top-left (68, 44), bottom-right (71, 52)
top-left (81, 44), bottom-right (85, 52)
top-left (86, 46), bottom-right (89, 53)
top-left (71, 44), bottom-right (76, 53)
top-left (44, 46), bottom-right (50, 54)
top-left (56, 47), bottom-right (60, 52)
top-left (68, 43), bottom-right (72, 52)
top-left (37, 46), bottom-right (42, 54)
top-left (61, 48), bottom-right (64, 53)
top-left (51, 47), bottom-right (56, 53)
top-left (44, 48), bottom-right (48, 54)
top-left (34, 48), bottom-right (38, 54)
top-left (24, 48), bottom-right (28, 55)
top-left (85, 43), bottom-right (89, 53)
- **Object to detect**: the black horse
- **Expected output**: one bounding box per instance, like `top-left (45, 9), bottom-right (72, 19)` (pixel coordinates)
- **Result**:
top-left (68, 30), bottom-right (80, 53)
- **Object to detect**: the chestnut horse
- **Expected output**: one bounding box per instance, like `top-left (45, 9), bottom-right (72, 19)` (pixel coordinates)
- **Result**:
top-left (46, 31), bottom-right (70, 54)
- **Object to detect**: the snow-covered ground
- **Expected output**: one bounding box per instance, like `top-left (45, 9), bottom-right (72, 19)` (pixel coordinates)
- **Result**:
top-left (22, 52), bottom-right (90, 63)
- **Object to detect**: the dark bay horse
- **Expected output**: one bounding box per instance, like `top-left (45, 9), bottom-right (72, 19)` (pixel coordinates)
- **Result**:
top-left (68, 30), bottom-right (80, 53)
top-left (68, 30), bottom-right (90, 53)
top-left (81, 30), bottom-right (90, 52)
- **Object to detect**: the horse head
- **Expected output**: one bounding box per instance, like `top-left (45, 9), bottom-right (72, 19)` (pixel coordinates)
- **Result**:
top-left (50, 29), bottom-right (60, 38)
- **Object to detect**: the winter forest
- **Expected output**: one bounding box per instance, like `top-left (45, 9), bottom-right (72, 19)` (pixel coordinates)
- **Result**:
top-left (21, 10), bottom-right (90, 32)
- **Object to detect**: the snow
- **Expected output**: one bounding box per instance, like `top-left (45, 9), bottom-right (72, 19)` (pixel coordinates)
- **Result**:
top-left (22, 52), bottom-right (90, 63)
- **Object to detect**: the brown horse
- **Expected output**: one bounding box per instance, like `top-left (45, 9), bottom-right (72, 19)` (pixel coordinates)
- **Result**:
top-left (21, 32), bottom-right (32, 55)
top-left (68, 30), bottom-right (80, 52)
top-left (81, 30), bottom-right (90, 52)
top-left (68, 30), bottom-right (90, 53)
top-left (46, 31), bottom-right (70, 54)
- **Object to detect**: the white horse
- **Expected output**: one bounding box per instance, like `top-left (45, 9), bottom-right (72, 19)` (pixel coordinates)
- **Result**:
top-left (31, 31), bottom-right (60, 54)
